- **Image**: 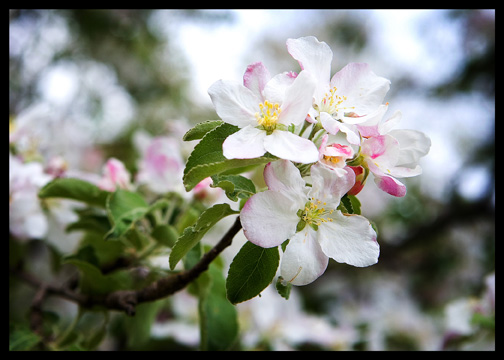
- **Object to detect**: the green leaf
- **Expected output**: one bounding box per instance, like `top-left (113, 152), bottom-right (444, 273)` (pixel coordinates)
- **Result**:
top-left (9, 326), bottom-right (41, 351)
top-left (275, 276), bottom-right (292, 300)
top-left (183, 122), bottom-right (276, 191)
top-left (64, 259), bottom-right (133, 295)
top-left (226, 241), bottom-right (280, 304)
top-left (124, 300), bottom-right (164, 349)
top-left (38, 177), bottom-right (109, 207)
top-left (210, 174), bottom-right (256, 202)
top-left (104, 190), bottom-right (149, 241)
top-left (183, 120), bottom-right (223, 141)
top-left (169, 203), bottom-right (239, 270)
top-left (199, 264), bottom-right (239, 351)
top-left (338, 194), bottom-right (361, 215)
top-left (150, 224), bottom-right (178, 248)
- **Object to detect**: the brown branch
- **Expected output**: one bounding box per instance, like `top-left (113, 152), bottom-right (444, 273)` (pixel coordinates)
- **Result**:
top-left (12, 216), bottom-right (243, 316)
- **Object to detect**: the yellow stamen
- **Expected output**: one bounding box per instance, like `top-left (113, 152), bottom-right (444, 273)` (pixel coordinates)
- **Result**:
top-left (255, 100), bottom-right (281, 130)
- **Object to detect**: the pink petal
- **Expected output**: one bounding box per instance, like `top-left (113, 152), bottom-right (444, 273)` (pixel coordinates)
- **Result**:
top-left (243, 62), bottom-right (271, 100)
top-left (374, 175), bottom-right (407, 197)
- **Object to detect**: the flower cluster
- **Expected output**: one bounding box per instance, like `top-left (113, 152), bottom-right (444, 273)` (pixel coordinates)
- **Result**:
top-left (209, 36), bottom-right (431, 286)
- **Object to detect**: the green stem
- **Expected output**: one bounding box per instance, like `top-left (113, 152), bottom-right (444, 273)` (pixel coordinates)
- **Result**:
top-left (298, 120), bottom-right (311, 137)
top-left (308, 122), bottom-right (323, 140)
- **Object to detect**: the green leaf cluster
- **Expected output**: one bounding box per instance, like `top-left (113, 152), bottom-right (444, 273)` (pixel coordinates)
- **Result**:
top-left (182, 122), bottom-right (275, 191)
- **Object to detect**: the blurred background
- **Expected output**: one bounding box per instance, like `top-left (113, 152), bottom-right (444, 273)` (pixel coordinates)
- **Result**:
top-left (9, 9), bottom-right (494, 350)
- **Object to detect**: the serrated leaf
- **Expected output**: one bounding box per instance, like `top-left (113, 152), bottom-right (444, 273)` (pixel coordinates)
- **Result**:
top-left (183, 123), bottom-right (276, 191)
top-left (338, 194), bottom-right (361, 215)
top-left (226, 241), bottom-right (279, 304)
top-left (38, 177), bottom-right (109, 207)
top-left (275, 276), bottom-right (292, 300)
top-left (104, 190), bottom-right (149, 241)
top-left (210, 174), bottom-right (256, 202)
top-left (169, 203), bottom-right (239, 270)
top-left (183, 120), bottom-right (223, 141)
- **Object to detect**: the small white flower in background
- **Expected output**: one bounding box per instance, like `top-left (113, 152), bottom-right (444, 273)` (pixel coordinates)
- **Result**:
top-left (135, 136), bottom-right (185, 194)
top-left (9, 153), bottom-right (52, 241)
top-left (240, 160), bottom-right (379, 286)
top-left (208, 62), bottom-right (319, 163)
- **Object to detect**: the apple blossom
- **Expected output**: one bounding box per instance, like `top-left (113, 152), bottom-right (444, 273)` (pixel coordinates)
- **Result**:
top-left (97, 157), bottom-right (133, 192)
top-left (9, 153), bottom-right (52, 241)
top-left (286, 36), bottom-right (390, 144)
top-left (135, 136), bottom-right (185, 194)
top-left (318, 134), bottom-right (354, 173)
top-left (208, 62), bottom-right (319, 164)
top-left (354, 107), bottom-right (431, 197)
top-left (240, 160), bottom-right (379, 286)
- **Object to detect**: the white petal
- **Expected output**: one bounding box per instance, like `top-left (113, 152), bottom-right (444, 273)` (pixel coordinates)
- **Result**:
top-left (387, 165), bottom-right (422, 178)
top-left (286, 36), bottom-right (333, 103)
top-left (280, 227), bottom-right (329, 286)
top-left (222, 126), bottom-right (267, 159)
top-left (240, 190), bottom-right (300, 248)
top-left (309, 164), bottom-right (355, 208)
top-left (330, 63), bottom-right (390, 116)
top-left (262, 71), bottom-right (297, 104)
top-left (318, 212), bottom-right (379, 267)
top-left (319, 112), bottom-right (341, 135)
top-left (336, 122), bottom-right (361, 145)
top-left (389, 129), bottom-right (431, 166)
top-left (278, 71), bottom-right (316, 127)
top-left (207, 79), bottom-right (260, 127)
top-left (263, 130), bottom-right (319, 164)
top-left (379, 109), bottom-right (402, 135)
top-left (263, 160), bottom-right (308, 203)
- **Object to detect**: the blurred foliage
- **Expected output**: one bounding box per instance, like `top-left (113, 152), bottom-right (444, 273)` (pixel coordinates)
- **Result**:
top-left (9, 10), bottom-right (494, 351)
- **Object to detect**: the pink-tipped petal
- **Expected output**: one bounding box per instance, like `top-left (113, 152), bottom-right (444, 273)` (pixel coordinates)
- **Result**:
top-left (374, 175), bottom-right (407, 197)
top-left (243, 62), bottom-right (271, 100)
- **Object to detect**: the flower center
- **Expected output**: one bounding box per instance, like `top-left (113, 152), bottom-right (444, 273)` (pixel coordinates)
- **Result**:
top-left (255, 100), bottom-right (281, 133)
top-left (318, 86), bottom-right (354, 117)
top-left (299, 197), bottom-right (334, 228)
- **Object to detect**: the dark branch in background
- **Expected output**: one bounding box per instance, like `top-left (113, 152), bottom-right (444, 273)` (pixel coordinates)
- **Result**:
top-left (12, 216), bottom-right (242, 316)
